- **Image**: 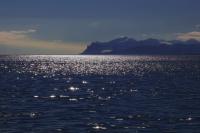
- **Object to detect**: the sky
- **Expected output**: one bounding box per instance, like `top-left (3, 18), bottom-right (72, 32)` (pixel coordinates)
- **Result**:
top-left (0, 0), bottom-right (200, 54)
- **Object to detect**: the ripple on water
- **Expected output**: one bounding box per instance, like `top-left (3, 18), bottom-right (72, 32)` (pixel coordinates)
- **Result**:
top-left (82, 80), bottom-right (88, 84)
top-left (33, 95), bottom-right (39, 98)
top-left (90, 123), bottom-right (107, 130)
top-left (59, 95), bottom-right (69, 98)
top-left (69, 98), bottom-right (78, 102)
top-left (93, 125), bottom-right (107, 130)
top-left (30, 112), bottom-right (36, 118)
top-left (186, 117), bottom-right (193, 121)
top-left (68, 86), bottom-right (79, 91)
top-left (49, 95), bottom-right (56, 98)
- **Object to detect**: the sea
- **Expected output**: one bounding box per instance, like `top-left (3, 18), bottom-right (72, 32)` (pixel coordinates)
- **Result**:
top-left (0, 55), bottom-right (200, 133)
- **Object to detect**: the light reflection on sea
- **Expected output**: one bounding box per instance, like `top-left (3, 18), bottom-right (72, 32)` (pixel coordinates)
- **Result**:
top-left (0, 55), bottom-right (200, 133)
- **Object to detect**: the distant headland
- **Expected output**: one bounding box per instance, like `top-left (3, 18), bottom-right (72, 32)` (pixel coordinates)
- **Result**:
top-left (82, 37), bottom-right (200, 55)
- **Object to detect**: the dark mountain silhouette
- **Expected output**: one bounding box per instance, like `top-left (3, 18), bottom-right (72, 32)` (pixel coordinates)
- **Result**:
top-left (82, 37), bottom-right (200, 55)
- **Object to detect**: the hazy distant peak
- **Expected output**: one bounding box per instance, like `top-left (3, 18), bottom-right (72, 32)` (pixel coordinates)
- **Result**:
top-left (109, 36), bottom-right (136, 43)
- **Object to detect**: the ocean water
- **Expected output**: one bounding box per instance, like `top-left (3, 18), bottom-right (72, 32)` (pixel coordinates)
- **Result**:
top-left (0, 55), bottom-right (200, 133)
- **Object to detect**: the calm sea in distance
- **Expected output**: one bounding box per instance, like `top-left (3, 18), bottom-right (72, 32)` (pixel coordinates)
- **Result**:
top-left (0, 55), bottom-right (200, 133)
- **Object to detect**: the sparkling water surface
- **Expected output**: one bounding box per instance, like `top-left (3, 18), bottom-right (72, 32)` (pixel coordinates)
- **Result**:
top-left (0, 55), bottom-right (200, 133)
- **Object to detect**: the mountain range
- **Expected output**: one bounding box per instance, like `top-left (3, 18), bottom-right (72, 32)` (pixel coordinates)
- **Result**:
top-left (82, 37), bottom-right (200, 55)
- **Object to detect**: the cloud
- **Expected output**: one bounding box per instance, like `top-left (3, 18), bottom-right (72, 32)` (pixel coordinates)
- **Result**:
top-left (10, 29), bottom-right (37, 34)
top-left (0, 29), bottom-right (85, 54)
top-left (176, 31), bottom-right (200, 41)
